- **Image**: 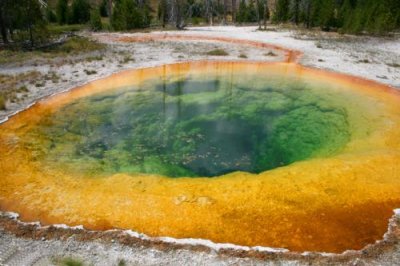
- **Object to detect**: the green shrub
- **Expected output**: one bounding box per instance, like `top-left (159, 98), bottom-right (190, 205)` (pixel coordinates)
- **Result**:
top-left (206, 49), bottom-right (229, 56)
top-left (59, 257), bottom-right (84, 266)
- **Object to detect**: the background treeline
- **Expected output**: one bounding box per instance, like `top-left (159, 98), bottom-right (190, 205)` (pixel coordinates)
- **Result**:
top-left (1, 0), bottom-right (400, 49)
top-left (273, 0), bottom-right (400, 34)
top-left (54, 0), bottom-right (151, 30)
top-left (0, 0), bottom-right (48, 47)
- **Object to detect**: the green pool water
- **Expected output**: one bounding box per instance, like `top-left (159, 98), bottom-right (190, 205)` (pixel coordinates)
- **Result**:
top-left (30, 73), bottom-right (351, 178)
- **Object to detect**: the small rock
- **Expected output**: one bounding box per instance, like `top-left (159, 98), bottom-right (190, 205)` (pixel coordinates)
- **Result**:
top-left (377, 75), bottom-right (388, 79)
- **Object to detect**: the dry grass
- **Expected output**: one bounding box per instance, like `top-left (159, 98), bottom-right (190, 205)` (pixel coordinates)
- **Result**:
top-left (55, 37), bottom-right (105, 54)
top-left (387, 62), bottom-right (400, 68)
top-left (85, 55), bottom-right (104, 62)
top-left (0, 95), bottom-right (5, 110)
top-left (0, 71), bottom-right (41, 106)
top-left (0, 37), bottom-right (105, 65)
top-left (120, 55), bottom-right (134, 64)
top-left (357, 59), bottom-right (371, 63)
top-left (43, 71), bottom-right (60, 83)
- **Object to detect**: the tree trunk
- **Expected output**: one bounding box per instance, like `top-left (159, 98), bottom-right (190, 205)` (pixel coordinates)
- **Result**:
top-left (294, 0), bottom-right (299, 25)
top-left (263, 2), bottom-right (267, 30)
top-left (108, 0), bottom-right (112, 23)
top-left (175, 0), bottom-right (182, 29)
top-left (256, 0), bottom-right (261, 29)
top-left (223, 0), bottom-right (227, 24)
top-left (306, 0), bottom-right (311, 28)
top-left (231, 0), bottom-right (236, 23)
top-left (217, 0), bottom-right (220, 22)
top-left (159, 0), bottom-right (166, 27)
top-left (26, 2), bottom-right (34, 48)
top-left (28, 23), bottom-right (34, 48)
top-left (206, 0), bottom-right (213, 25)
top-left (0, 9), bottom-right (8, 44)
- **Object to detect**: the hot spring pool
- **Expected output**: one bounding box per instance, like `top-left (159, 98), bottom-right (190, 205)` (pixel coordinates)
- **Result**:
top-left (1, 61), bottom-right (400, 252)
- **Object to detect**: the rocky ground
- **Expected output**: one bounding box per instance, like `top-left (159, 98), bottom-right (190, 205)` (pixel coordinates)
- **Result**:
top-left (0, 26), bottom-right (400, 265)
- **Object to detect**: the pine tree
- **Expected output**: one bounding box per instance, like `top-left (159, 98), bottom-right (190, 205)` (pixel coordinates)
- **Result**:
top-left (125, 0), bottom-right (139, 29)
top-left (70, 0), bottom-right (91, 24)
top-left (158, 0), bottom-right (168, 27)
top-left (111, 0), bottom-right (127, 30)
top-left (236, 0), bottom-right (248, 23)
top-left (309, 0), bottom-right (320, 27)
top-left (111, 0), bottom-right (151, 30)
top-left (338, 0), bottom-right (352, 29)
top-left (365, 0), bottom-right (396, 34)
top-left (0, 0), bottom-right (10, 43)
top-left (273, 0), bottom-right (289, 23)
top-left (19, 0), bottom-right (48, 48)
top-left (46, 8), bottom-right (57, 23)
top-left (56, 0), bottom-right (69, 25)
top-left (247, 0), bottom-right (257, 22)
top-left (100, 0), bottom-right (109, 17)
top-left (318, 0), bottom-right (336, 30)
top-left (339, 0), bottom-right (399, 34)
top-left (292, 0), bottom-right (300, 25)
